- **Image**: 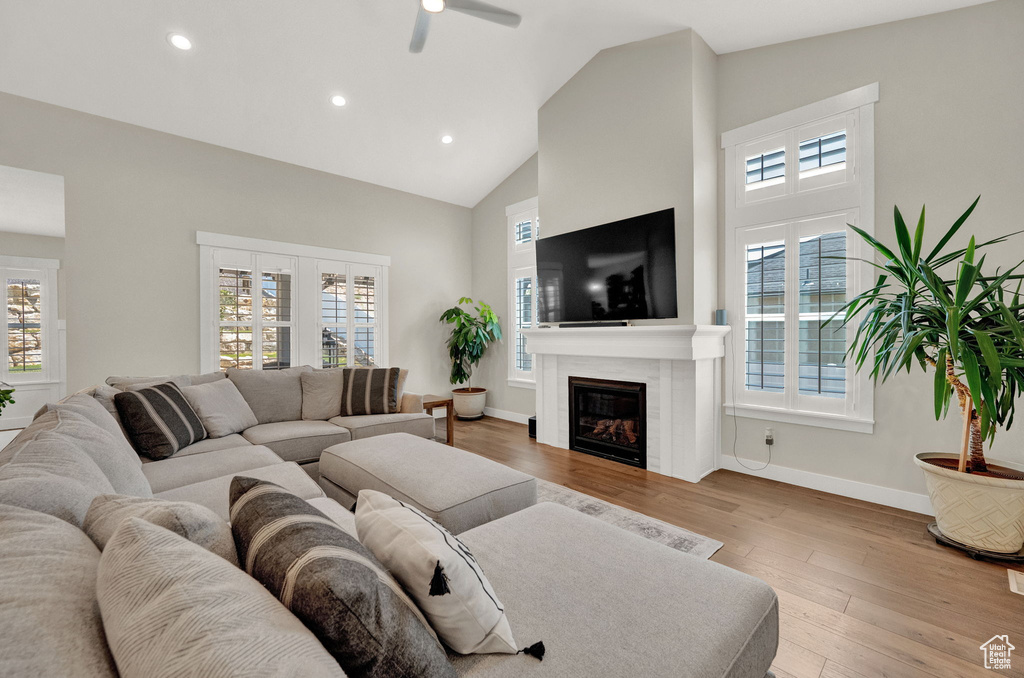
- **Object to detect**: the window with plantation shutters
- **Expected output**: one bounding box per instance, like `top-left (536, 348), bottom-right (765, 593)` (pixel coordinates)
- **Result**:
top-left (723, 84), bottom-right (877, 433)
top-left (1, 260), bottom-right (58, 385)
top-left (507, 197), bottom-right (539, 387)
top-left (199, 233), bottom-right (389, 374)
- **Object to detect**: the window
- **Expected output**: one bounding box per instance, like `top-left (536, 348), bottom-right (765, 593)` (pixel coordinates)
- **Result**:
top-left (507, 197), bottom-right (539, 387)
top-left (199, 233), bottom-right (388, 373)
top-left (0, 259), bottom-right (58, 385)
top-left (723, 84), bottom-right (877, 433)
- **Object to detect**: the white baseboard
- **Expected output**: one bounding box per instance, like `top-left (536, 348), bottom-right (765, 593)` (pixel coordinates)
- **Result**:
top-left (483, 407), bottom-right (532, 425)
top-left (718, 455), bottom-right (933, 516)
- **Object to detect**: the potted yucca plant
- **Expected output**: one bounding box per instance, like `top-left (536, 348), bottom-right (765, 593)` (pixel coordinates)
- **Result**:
top-left (439, 297), bottom-right (502, 420)
top-left (841, 197), bottom-right (1024, 554)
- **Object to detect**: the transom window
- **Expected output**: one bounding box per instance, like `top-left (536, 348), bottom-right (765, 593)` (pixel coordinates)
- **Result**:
top-left (745, 148), bottom-right (785, 187)
top-left (799, 131), bottom-right (847, 176)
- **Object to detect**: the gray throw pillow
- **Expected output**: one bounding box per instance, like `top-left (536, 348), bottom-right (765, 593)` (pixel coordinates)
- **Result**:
top-left (181, 379), bottom-right (258, 438)
top-left (300, 369), bottom-right (344, 420)
top-left (341, 367), bottom-right (402, 416)
top-left (0, 503), bottom-right (118, 678)
top-left (189, 371), bottom-right (227, 385)
top-left (114, 382), bottom-right (207, 459)
top-left (97, 518), bottom-right (345, 678)
top-left (229, 477), bottom-right (455, 678)
top-left (84, 494), bottom-right (239, 566)
top-left (227, 366), bottom-right (311, 424)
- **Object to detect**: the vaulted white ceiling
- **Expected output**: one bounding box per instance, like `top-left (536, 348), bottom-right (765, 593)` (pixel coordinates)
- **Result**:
top-left (0, 0), bottom-right (991, 207)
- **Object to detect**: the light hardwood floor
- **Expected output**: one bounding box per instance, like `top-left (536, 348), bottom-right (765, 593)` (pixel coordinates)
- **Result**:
top-left (452, 416), bottom-right (1024, 678)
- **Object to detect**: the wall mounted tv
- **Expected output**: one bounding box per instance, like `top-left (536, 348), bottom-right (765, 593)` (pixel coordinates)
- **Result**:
top-left (537, 208), bottom-right (677, 324)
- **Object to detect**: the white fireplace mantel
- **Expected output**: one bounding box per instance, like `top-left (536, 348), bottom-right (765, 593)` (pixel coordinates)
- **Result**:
top-left (523, 324), bottom-right (730, 483)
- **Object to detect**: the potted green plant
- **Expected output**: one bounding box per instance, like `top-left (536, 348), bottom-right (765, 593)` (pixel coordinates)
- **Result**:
top-left (0, 383), bottom-right (14, 417)
top-left (841, 197), bottom-right (1024, 554)
top-left (439, 297), bottom-right (502, 420)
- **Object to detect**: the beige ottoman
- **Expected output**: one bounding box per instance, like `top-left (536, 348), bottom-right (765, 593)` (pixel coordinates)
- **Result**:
top-left (319, 432), bottom-right (536, 533)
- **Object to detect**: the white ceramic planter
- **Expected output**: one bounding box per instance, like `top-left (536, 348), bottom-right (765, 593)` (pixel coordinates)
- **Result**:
top-left (915, 452), bottom-right (1024, 554)
top-left (452, 388), bottom-right (487, 420)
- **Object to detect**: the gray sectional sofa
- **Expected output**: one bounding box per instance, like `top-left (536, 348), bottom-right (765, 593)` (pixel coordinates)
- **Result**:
top-left (0, 370), bottom-right (779, 677)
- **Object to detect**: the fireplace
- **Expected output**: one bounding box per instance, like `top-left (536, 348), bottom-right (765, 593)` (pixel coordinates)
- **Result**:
top-left (569, 376), bottom-right (646, 468)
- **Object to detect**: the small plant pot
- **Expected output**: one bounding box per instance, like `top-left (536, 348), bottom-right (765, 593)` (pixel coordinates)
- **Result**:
top-left (452, 388), bottom-right (487, 420)
top-left (915, 452), bottom-right (1024, 554)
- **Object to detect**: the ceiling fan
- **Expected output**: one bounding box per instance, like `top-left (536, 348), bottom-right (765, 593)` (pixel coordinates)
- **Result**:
top-left (410, 0), bottom-right (522, 53)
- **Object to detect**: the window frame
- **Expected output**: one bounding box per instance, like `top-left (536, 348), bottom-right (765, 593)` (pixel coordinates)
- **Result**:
top-left (722, 84), bottom-right (877, 433)
top-left (198, 232), bottom-right (389, 374)
top-left (506, 197), bottom-right (539, 389)
top-left (0, 255), bottom-right (59, 386)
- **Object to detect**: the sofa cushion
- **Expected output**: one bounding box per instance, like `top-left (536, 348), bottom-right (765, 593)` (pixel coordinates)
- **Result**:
top-left (47, 393), bottom-right (130, 447)
top-left (189, 370), bottom-right (227, 385)
top-left (449, 503), bottom-right (780, 678)
top-left (320, 434), bottom-right (535, 533)
top-left (106, 374), bottom-right (192, 389)
top-left (155, 462), bottom-right (323, 520)
top-left (242, 420), bottom-right (352, 464)
top-left (90, 384), bottom-right (130, 437)
top-left (329, 412), bottom-right (434, 440)
top-left (356, 489), bottom-right (518, 655)
top-left (227, 365), bottom-right (312, 424)
top-left (181, 378), bottom-right (259, 438)
top-left (142, 444), bottom-right (282, 493)
top-left (97, 518), bottom-right (344, 678)
top-left (306, 496), bottom-right (357, 536)
top-left (35, 409), bottom-right (152, 497)
top-left (84, 494), bottom-right (239, 566)
top-left (115, 382), bottom-right (207, 460)
top-left (229, 477), bottom-right (454, 678)
top-left (0, 504), bottom-right (118, 678)
top-left (0, 433), bottom-right (116, 526)
top-left (301, 368), bottom-right (345, 420)
top-left (341, 367), bottom-right (402, 416)
top-left (171, 433), bottom-right (254, 459)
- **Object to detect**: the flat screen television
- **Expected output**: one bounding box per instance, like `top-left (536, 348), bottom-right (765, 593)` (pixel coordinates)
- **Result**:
top-left (536, 208), bottom-right (677, 324)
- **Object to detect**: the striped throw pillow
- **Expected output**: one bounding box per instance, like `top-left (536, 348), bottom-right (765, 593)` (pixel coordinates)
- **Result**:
top-left (114, 382), bottom-right (206, 460)
top-left (341, 367), bottom-right (401, 416)
top-left (229, 477), bottom-right (456, 678)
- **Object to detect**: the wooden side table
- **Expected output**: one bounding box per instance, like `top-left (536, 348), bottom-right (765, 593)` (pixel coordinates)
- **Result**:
top-left (422, 395), bottom-right (455, 446)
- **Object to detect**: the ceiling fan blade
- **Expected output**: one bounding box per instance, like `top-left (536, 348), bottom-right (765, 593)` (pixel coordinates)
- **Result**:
top-left (445, 0), bottom-right (522, 28)
top-left (409, 7), bottom-right (431, 53)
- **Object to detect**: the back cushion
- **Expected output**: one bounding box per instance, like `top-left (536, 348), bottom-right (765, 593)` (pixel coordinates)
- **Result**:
top-left (46, 393), bottom-right (127, 443)
top-left (36, 409), bottom-right (151, 497)
top-left (189, 370), bottom-right (227, 385)
top-left (0, 435), bottom-right (116, 526)
top-left (342, 367), bottom-right (402, 416)
top-left (0, 504), bottom-right (118, 678)
top-left (227, 365), bottom-right (312, 424)
top-left (114, 382), bottom-right (207, 460)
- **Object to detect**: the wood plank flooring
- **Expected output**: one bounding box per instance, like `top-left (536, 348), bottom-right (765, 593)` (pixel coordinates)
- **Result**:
top-left (453, 416), bottom-right (1024, 678)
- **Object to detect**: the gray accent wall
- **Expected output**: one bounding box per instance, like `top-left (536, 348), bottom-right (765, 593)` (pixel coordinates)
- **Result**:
top-left (0, 92), bottom-right (472, 393)
top-left (717, 0), bottom-right (1024, 495)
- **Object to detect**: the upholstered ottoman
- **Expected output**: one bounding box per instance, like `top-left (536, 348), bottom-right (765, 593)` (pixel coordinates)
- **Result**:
top-left (318, 432), bottom-right (536, 533)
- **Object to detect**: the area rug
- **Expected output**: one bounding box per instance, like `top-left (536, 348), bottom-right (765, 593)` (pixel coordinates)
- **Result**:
top-left (536, 479), bottom-right (723, 559)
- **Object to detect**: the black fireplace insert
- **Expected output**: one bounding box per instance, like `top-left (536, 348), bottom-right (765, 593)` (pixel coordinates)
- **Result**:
top-left (568, 376), bottom-right (646, 468)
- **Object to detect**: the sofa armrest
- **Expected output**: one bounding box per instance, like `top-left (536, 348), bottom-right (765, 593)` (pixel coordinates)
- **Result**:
top-left (400, 392), bottom-right (424, 413)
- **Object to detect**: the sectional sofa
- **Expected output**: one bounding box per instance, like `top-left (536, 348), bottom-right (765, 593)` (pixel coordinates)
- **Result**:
top-left (0, 368), bottom-right (779, 677)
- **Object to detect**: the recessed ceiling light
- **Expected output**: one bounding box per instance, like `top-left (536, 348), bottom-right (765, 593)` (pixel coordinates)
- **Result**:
top-left (422, 0), bottom-right (445, 13)
top-left (330, 95), bottom-right (347, 107)
top-left (167, 33), bottom-right (192, 51)
top-left (441, 135), bottom-right (453, 144)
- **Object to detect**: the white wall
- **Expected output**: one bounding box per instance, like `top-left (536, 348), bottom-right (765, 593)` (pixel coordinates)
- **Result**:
top-left (0, 92), bottom-right (473, 394)
top-left (717, 0), bottom-right (1024, 497)
top-left (469, 154), bottom-right (538, 417)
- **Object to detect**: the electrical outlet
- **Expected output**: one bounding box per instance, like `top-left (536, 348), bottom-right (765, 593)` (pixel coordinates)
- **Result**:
top-left (764, 427), bottom-right (775, 446)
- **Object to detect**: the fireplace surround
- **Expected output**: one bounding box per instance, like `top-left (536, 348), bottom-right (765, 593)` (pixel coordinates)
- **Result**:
top-left (569, 376), bottom-right (646, 468)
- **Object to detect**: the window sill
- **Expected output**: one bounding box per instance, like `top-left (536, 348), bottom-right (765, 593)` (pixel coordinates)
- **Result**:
top-left (724, 402), bottom-right (873, 434)
top-left (507, 378), bottom-right (536, 390)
